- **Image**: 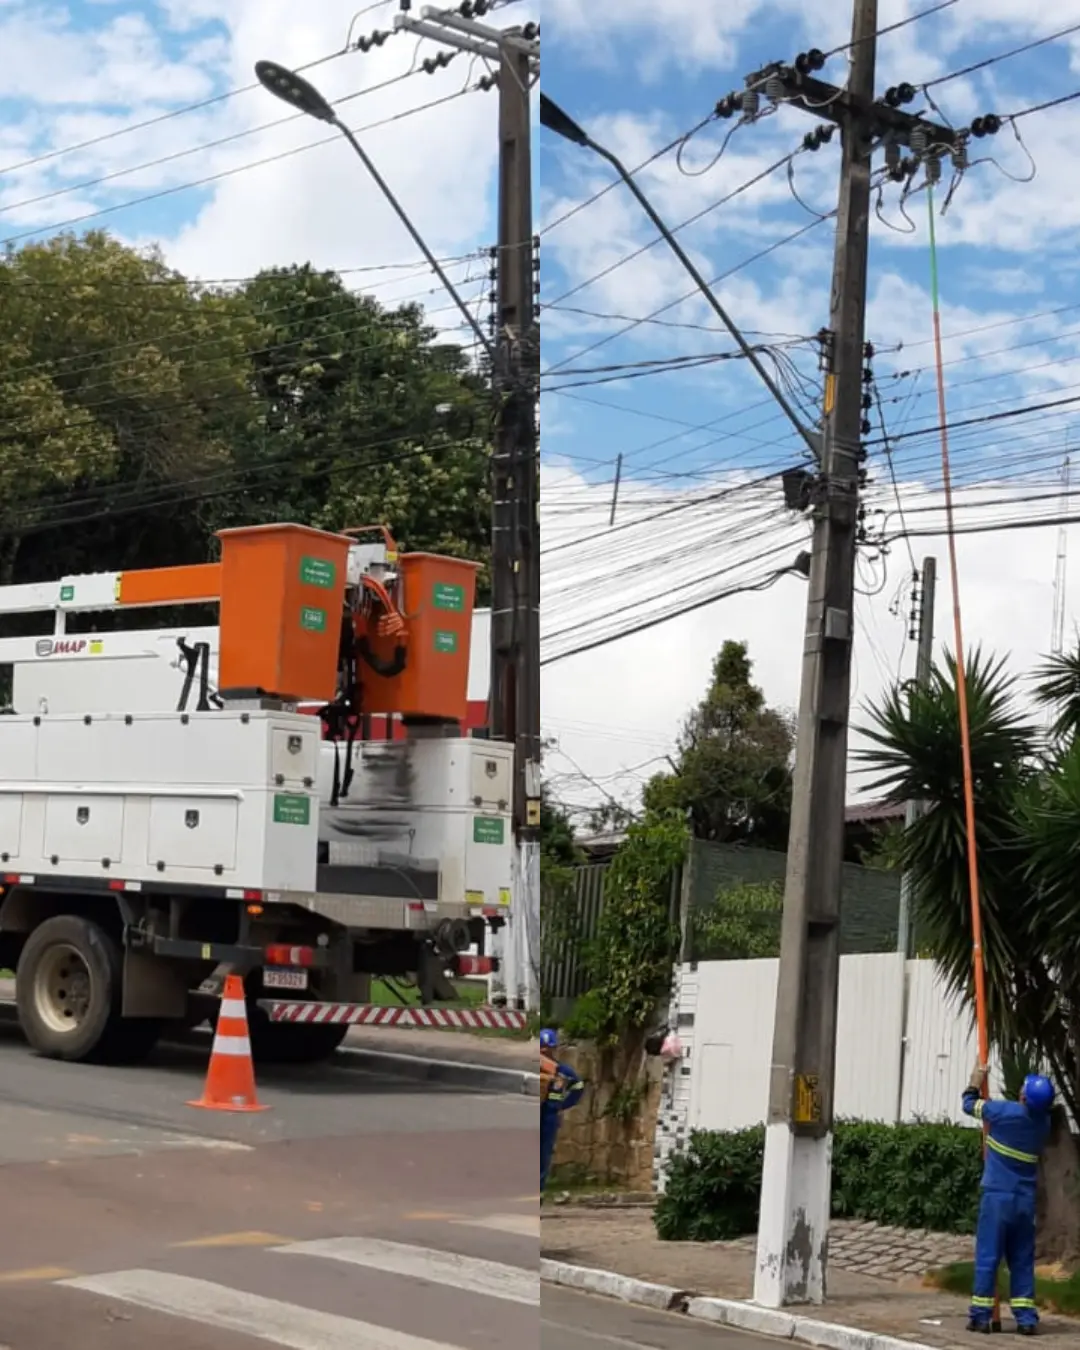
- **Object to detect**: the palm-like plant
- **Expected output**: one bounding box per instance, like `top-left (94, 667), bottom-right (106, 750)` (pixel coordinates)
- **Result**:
top-left (861, 644), bottom-right (1080, 1257)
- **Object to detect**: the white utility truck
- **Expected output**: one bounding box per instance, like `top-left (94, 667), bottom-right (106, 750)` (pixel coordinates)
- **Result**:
top-left (0, 522), bottom-right (524, 1064)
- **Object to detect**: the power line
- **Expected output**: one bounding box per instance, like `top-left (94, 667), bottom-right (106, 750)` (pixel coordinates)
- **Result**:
top-left (0, 82), bottom-right (486, 249)
top-left (0, 65), bottom-right (436, 224)
top-left (543, 213), bottom-right (834, 377)
top-left (925, 21), bottom-right (1080, 89)
top-left (0, 48), bottom-right (349, 181)
top-left (0, 264), bottom-right (486, 394)
top-left (540, 145), bottom-right (810, 326)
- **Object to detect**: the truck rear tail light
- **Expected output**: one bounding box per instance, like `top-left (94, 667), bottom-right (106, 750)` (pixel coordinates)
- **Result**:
top-left (265, 944), bottom-right (315, 967)
top-left (454, 955), bottom-right (495, 976)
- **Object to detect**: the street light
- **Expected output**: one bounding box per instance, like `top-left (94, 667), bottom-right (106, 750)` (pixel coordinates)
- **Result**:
top-left (539, 92), bottom-right (820, 460)
top-left (255, 60), bottom-right (495, 364)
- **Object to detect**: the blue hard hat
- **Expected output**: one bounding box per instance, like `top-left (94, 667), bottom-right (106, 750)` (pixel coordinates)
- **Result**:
top-left (539, 1027), bottom-right (558, 1049)
top-left (1023, 1073), bottom-right (1055, 1113)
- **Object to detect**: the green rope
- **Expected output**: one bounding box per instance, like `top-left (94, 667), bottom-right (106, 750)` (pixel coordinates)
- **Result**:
top-left (926, 183), bottom-right (942, 315)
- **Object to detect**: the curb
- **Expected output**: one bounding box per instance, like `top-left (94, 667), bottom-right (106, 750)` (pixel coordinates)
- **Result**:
top-left (339, 1046), bottom-right (540, 1096)
top-left (540, 1260), bottom-right (933, 1350)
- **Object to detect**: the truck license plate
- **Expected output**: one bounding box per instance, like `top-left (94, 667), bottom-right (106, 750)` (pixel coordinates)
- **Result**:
top-left (263, 969), bottom-right (308, 991)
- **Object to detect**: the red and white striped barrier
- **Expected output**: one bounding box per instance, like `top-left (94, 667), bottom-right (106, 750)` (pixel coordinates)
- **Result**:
top-left (261, 1002), bottom-right (529, 1030)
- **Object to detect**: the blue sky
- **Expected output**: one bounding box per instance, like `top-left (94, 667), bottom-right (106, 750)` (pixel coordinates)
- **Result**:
top-left (0, 0), bottom-right (520, 310)
top-left (4, 1), bottom-right (1080, 805)
top-left (539, 1), bottom-right (1080, 814)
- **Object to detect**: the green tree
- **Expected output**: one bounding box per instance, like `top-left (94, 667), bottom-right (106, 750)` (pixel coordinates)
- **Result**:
top-left (860, 645), bottom-right (1080, 1260)
top-left (0, 231), bottom-right (259, 580)
top-left (1, 239), bottom-right (493, 593)
top-left (215, 265), bottom-right (493, 595)
top-left (644, 640), bottom-right (794, 847)
top-left (691, 881), bottom-right (783, 960)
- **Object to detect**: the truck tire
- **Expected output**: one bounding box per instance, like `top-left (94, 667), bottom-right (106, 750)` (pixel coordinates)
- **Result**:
top-left (208, 984), bottom-right (348, 1065)
top-left (248, 1011), bottom-right (349, 1065)
top-left (16, 916), bottom-right (162, 1064)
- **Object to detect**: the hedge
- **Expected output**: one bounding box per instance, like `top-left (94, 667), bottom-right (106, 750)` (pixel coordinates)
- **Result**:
top-left (654, 1121), bottom-right (982, 1242)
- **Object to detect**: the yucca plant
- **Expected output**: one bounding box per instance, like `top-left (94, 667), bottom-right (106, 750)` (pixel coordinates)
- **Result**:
top-left (861, 646), bottom-right (1080, 1259)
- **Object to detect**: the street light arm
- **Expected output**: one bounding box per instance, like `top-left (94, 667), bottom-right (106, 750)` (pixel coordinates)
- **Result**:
top-left (331, 118), bottom-right (496, 364)
top-left (539, 94), bottom-right (819, 460)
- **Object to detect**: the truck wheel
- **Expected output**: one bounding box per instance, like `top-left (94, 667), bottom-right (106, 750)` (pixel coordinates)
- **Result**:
top-left (247, 1002), bottom-right (349, 1065)
top-left (16, 915), bottom-right (160, 1064)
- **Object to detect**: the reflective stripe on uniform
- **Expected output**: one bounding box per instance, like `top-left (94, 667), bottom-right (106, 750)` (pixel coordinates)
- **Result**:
top-left (971, 1296), bottom-right (996, 1308)
top-left (986, 1135), bottom-right (1039, 1165)
top-left (973, 1100), bottom-right (985, 1119)
top-left (1011, 1299), bottom-right (1037, 1308)
top-left (547, 1080), bottom-right (584, 1104)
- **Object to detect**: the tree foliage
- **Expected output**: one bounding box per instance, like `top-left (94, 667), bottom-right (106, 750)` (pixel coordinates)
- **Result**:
top-left (644, 640), bottom-right (794, 848)
top-left (690, 881), bottom-right (783, 961)
top-left (565, 812), bottom-right (688, 1047)
top-left (0, 234), bottom-right (492, 592)
top-left (861, 644), bottom-right (1080, 1259)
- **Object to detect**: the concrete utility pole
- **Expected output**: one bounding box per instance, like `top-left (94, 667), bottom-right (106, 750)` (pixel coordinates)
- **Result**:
top-left (395, 6), bottom-right (541, 1008)
top-left (896, 556), bottom-right (936, 959)
top-left (751, 0), bottom-right (961, 1309)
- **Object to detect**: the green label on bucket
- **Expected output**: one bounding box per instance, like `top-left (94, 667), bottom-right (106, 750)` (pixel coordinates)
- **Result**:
top-left (300, 606), bottom-right (327, 633)
top-left (434, 629), bottom-right (458, 653)
top-left (273, 794), bottom-right (311, 826)
top-left (432, 582), bottom-right (465, 611)
top-left (299, 556), bottom-right (336, 588)
top-left (59, 584), bottom-right (75, 602)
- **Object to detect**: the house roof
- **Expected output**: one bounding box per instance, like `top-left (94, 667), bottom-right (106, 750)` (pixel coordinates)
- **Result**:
top-left (844, 798), bottom-right (905, 825)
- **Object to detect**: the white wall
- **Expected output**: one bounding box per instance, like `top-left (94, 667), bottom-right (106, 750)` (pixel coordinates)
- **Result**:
top-left (669, 955), bottom-right (986, 1140)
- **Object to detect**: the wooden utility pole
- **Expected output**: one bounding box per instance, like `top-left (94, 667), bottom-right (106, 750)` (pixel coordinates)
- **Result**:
top-left (393, 7), bottom-right (540, 1006)
top-left (750, 0), bottom-right (960, 1308)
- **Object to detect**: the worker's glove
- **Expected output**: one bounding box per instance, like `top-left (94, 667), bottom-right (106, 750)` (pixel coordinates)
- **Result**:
top-left (969, 1062), bottom-right (988, 1092)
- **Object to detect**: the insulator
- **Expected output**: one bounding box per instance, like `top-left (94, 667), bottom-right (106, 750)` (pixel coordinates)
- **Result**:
top-left (884, 86), bottom-right (901, 108)
top-left (909, 125), bottom-right (929, 156)
top-left (897, 82), bottom-right (916, 105)
top-left (951, 141), bottom-right (969, 171)
top-left (884, 140), bottom-right (901, 169)
top-left (983, 113), bottom-right (1002, 135)
top-left (807, 47), bottom-right (825, 71)
top-left (861, 418), bottom-right (872, 436)
top-left (971, 116), bottom-right (987, 138)
top-left (716, 94), bottom-right (737, 119)
top-left (765, 72), bottom-right (786, 104)
top-left (925, 154), bottom-right (942, 184)
top-left (741, 88), bottom-right (761, 116)
top-left (862, 393), bottom-right (873, 411)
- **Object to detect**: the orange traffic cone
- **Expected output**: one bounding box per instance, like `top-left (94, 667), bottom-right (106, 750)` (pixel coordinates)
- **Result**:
top-left (187, 975), bottom-right (269, 1113)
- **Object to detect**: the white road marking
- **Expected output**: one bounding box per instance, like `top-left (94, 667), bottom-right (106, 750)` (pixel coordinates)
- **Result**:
top-left (452, 1214), bottom-right (539, 1239)
top-left (275, 1235), bottom-right (538, 1305)
top-left (60, 1270), bottom-right (467, 1350)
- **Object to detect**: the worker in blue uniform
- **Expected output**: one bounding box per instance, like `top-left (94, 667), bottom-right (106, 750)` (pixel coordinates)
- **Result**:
top-left (962, 1062), bottom-right (1055, 1336)
top-left (540, 1027), bottom-right (585, 1194)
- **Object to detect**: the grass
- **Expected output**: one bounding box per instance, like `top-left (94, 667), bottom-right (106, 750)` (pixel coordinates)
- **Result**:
top-left (368, 977), bottom-right (535, 1040)
top-left (931, 1262), bottom-right (1080, 1317)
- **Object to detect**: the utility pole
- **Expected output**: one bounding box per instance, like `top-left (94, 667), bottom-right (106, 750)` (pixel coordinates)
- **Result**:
top-left (749, 0), bottom-right (962, 1309)
top-left (395, 5), bottom-right (541, 1008)
top-left (896, 556), bottom-right (936, 959)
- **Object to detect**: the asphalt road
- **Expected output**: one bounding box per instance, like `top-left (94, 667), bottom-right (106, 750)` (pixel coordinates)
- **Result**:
top-left (543, 1287), bottom-right (775, 1350)
top-left (0, 1018), bottom-right (537, 1348)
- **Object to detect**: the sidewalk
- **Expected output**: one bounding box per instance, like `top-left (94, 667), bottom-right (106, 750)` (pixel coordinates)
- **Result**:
top-left (541, 1207), bottom-right (1080, 1348)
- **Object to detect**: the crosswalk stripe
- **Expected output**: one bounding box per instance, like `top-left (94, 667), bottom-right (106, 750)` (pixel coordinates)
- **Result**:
top-left (275, 1236), bottom-right (537, 1305)
top-left (452, 1214), bottom-right (539, 1238)
top-left (60, 1270), bottom-right (467, 1350)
